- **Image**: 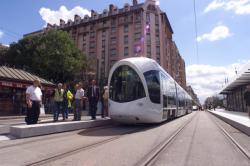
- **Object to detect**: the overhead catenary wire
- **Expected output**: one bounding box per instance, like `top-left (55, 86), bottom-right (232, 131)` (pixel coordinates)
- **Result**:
top-left (0, 26), bottom-right (22, 40)
top-left (193, 0), bottom-right (199, 64)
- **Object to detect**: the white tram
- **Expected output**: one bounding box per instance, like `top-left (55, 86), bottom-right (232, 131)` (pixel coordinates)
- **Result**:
top-left (108, 57), bottom-right (192, 124)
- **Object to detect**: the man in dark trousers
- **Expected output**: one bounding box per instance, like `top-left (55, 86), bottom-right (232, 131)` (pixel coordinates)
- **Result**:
top-left (25, 79), bottom-right (42, 124)
top-left (87, 79), bottom-right (100, 120)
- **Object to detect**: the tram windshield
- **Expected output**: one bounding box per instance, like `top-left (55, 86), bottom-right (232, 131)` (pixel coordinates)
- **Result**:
top-left (109, 65), bottom-right (146, 103)
top-left (144, 70), bottom-right (161, 104)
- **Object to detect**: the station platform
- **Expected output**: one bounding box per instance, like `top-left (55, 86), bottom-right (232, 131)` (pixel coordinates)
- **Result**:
top-left (10, 117), bottom-right (112, 138)
top-left (209, 109), bottom-right (250, 136)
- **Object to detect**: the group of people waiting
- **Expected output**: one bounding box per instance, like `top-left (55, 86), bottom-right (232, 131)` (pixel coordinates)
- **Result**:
top-left (25, 79), bottom-right (109, 125)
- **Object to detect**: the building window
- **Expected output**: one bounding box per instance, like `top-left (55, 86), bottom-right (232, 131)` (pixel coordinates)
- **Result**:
top-left (83, 34), bottom-right (86, 42)
top-left (124, 25), bottom-right (129, 33)
top-left (110, 48), bottom-right (116, 56)
top-left (89, 42), bottom-right (95, 49)
top-left (156, 46), bottom-right (160, 55)
top-left (147, 45), bottom-right (151, 57)
top-left (111, 18), bottom-right (116, 26)
top-left (102, 40), bottom-right (105, 48)
top-left (90, 32), bottom-right (95, 38)
top-left (111, 27), bottom-right (116, 33)
top-left (124, 15), bottom-right (128, 22)
top-left (156, 36), bottom-right (160, 45)
top-left (102, 30), bottom-right (106, 38)
top-left (124, 47), bottom-right (129, 56)
top-left (134, 32), bottom-right (141, 41)
top-left (146, 13), bottom-right (150, 22)
top-left (147, 34), bottom-right (151, 44)
top-left (89, 52), bottom-right (95, 57)
top-left (155, 15), bottom-right (159, 25)
top-left (102, 50), bottom-right (105, 59)
top-left (135, 13), bottom-right (141, 22)
top-left (124, 35), bottom-right (128, 44)
top-left (135, 22), bottom-right (141, 31)
top-left (111, 37), bottom-right (116, 45)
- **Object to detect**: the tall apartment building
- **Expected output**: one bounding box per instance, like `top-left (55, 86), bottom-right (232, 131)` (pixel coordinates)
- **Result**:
top-left (26, 0), bottom-right (187, 88)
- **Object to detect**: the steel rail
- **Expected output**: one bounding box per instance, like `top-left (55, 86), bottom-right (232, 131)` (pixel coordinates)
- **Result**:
top-left (135, 112), bottom-right (198, 166)
top-left (209, 113), bottom-right (250, 161)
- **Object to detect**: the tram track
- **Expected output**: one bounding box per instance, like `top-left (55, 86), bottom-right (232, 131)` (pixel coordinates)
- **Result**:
top-left (25, 126), bottom-right (149, 166)
top-left (208, 112), bottom-right (250, 161)
top-left (0, 124), bottom-right (114, 150)
top-left (25, 114), bottom-right (197, 166)
top-left (135, 112), bottom-right (198, 166)
top-left (137, 111), bottom-right (249, 166)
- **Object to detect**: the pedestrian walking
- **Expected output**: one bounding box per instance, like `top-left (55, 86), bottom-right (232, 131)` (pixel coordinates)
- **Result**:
top-left (73, 83), bottom-right (85, 121)
top-left (25, 79), bottom-right (42, 125)
top-left (87, 80), bottom-right (100, 120)
top-left (102, 86), bottom-right (109, 117)
top-left (53, 83), bottom-right (64, 121)
top-left (63, 83), bottom-right (73, 119)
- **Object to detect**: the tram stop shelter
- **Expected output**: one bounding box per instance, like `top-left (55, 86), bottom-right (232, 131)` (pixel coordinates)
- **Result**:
top-left (0, 66), bottom-right (55, 116)
top-left (220, 62), bottom-right (250, 118)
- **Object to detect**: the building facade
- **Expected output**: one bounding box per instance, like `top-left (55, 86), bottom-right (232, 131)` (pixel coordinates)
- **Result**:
top-left (187, 85), bottom-right (200, 106)
top-left (27, 0), bottom-right (187, 88)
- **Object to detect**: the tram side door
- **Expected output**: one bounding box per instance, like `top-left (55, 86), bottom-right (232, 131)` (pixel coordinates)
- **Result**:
top-left (161, 73), bottom-right (168, 120)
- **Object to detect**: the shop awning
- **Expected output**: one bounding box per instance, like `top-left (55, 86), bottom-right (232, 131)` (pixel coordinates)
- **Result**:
top-left (220, 63), bottom-right (250, 94)
top-left (0, 66), bottom-right (54, 88)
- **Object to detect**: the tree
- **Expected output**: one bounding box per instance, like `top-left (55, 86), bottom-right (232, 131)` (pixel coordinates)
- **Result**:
top-left (4, 30), bottom-right (86, 83)
top-left (204, 95), bottom-right (223, 109)
top-left (0, 44), bottom-right (9, 65)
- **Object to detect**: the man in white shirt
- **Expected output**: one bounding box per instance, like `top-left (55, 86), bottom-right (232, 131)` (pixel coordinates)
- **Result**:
top-left (73, 82), bottom-right (85, 121)
top-left (25, 79), bottom-right (42, 124)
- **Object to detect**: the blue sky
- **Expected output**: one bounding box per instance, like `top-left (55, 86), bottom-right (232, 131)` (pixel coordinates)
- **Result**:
top-left (0, 0), bottom-right (250, 103)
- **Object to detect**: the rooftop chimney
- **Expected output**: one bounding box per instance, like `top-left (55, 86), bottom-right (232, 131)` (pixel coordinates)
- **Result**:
top-left (91, 10), bottom-right (96, 17)
top-left (109, 4), bottom-right (114, 11)
top-left (133, 0), bottom-right (138, 5)
top-left (60, 19), bottom-right (65, 26)
top-left (74, 14), bottom-right (81, 22)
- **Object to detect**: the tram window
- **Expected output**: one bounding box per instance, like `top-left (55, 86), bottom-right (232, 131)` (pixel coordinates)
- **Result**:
top-left (109, 65), bottom-right (146, 103)
top-left (144, 70), bottom-right (160, 104)
top-left (161, 73), bottom-right (169, 108)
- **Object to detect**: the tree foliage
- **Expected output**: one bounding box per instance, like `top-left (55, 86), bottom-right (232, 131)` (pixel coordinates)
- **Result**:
top-left (5, 30), bottom-right (86, 83)
top-left (0, 45), bottom-right (9, 65)
top-left (204, 96), bottom-right (224, 109)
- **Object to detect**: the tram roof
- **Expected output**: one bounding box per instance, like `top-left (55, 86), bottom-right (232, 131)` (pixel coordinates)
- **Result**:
top-left (220, 62), bottom-right (250, 94)
top-left (119, 57), bottom-right (160, 73)
top-left (118, 57), bottom-right (192, 99)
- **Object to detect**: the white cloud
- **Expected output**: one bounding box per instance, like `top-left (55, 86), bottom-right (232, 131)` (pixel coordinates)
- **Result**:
top-left (0, 31), bottom-right (3, 38)
top-left (197, 25), bottom-right (232, 42)
top-left (204, 0), bottom-right (225, 13)
top-left (3, 44), bottom-right (9, 47)
top-left (204, 0), bottom-right (250, 15)
top-left (39, 5), bottom-right (91, 26)
top-left (186, 60), bottom-right (250, 104)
